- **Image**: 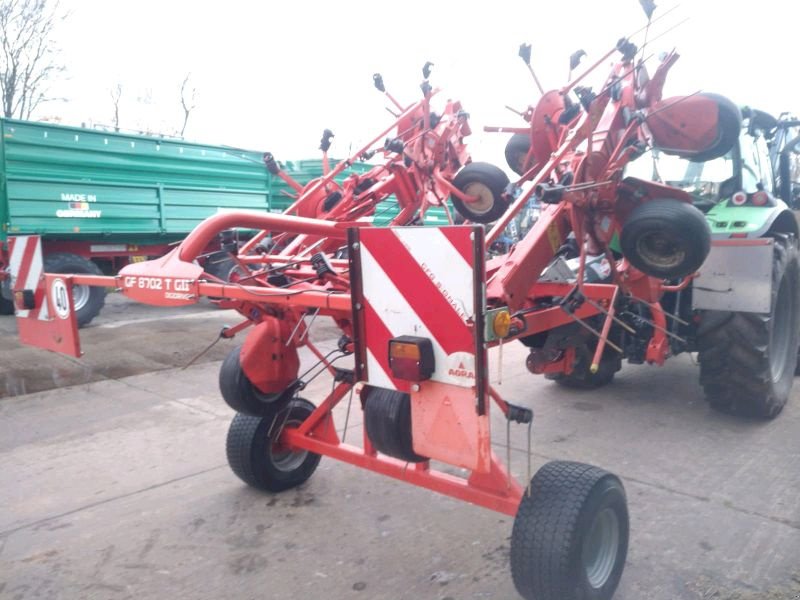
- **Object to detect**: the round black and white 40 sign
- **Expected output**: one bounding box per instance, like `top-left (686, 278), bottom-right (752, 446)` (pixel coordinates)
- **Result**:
top-left (51, 278), bottom-right (71, 320)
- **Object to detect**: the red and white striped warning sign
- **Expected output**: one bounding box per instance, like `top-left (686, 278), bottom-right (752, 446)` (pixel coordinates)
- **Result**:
top-left (9, 235), bottom-right (81, 356)
top-left (355, 226), bottom-right (482, 390)
top-left (8, 235), bottom-right (49, 321)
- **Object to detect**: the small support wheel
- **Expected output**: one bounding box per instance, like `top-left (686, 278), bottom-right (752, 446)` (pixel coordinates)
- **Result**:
top-left (510, 461), bottom-right (629, 600)
top-left (226, 398), bottom-right (321, 492)
top-left (363, 386), bottom-right (427, 462)
top-left (620, 199), bottom-right (711, 278)
top-left (450, 162), bottom-right (510, 224)
top-left (219, 346), bottom-right (280, 416)
top-left (505, 133), bottom-right (533, 176)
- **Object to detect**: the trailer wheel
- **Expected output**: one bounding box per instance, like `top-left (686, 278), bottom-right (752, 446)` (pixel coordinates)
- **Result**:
top-left (363, 386), bottom-right (427, 463)
top-left (226, 398), bottom-right (321, 492)
top-left (545, 343), bottom-right (621, 389)
top-left (450, 162), bottom-right (510, 224)
top-left (43, 253), bottom-right (106, 327)
top-left (505, 133), bottom-right (533, 176)
top-left (697, 236), bottom-right (800, 418)
top-left (510, 461), bottom-right (629, 600)
top-left (620, 199), bottom-right (711, 278)
top-left (219, 346), bottom-right (280, 416)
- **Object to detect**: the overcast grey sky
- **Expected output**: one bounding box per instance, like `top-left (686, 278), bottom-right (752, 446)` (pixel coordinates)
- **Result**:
top-left (45, 0), bottom-right (799, 167)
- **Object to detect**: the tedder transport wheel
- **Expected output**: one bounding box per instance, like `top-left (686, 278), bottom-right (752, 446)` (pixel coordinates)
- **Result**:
top-left (505, 133), bottom-right (533, 176)
top-left (620, 199), bottom-right (711, 279)
top-left (697, 236), bottom-right (800, 418)
top-left (510, 461), bottom-right (629, 600)
top-left (43, 253), bottom-right (106, 327)
top-left (219, 346), bottom-right (280, 416)
top-left (363, 386), bottom-right (426, 462)
top-left (226, 398), bottom-right (321, 492)
top-left (546, 343), bottom-right (621, 390)
top-left (450, 162), bottom-right (510, 224)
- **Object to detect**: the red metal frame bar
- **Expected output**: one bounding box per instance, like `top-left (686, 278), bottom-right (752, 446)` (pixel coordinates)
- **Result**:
top-left (282, 377), bottom-right (523, 516)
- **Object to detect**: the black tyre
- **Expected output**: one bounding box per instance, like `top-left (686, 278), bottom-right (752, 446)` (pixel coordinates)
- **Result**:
top-left (451, 162), bottom-right (510, 224)
top-left (0, 294), bottom-right (14, 315)
top-left (219, 346), bottom-right (280, 416)
top-left (505, 133), bottom-right (533, 176)
top-left (363, 386), bottom-right (426, 462)
top-left (545, 343), bottom-right (621, 390)
top-left (43, 253), bottom-right (106, 327)
top-left (205, 251), bottom-right (247, 282)
top-left (226, 398), bottom-right (321, 492)
top-left (510, 461), bottom-right (629, 600)
top-left (620, 199), bottom-right (711, 278)
top-left (698, 236), bottom-right (800, 418)
top-left (684, 93), bottom-right (742, 163)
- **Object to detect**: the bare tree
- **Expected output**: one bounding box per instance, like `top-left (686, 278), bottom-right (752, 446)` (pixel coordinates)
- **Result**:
top-left (110, 83), bottom-right (122, 131)
top-left (179, 73), bottom-right (196, 138)
top-left (0, 0), bottom-right (65, 119)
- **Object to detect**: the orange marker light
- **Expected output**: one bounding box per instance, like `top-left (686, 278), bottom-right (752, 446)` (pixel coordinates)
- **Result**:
top-left (492, 310), bottom-right (512, 339)
top-left (389, 342), bottom-right (422, 360)
top-left (388, 336), bottom-right (435, 382)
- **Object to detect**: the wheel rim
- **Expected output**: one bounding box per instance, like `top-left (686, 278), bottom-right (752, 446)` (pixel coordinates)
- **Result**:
top-left (634, 231), bottom-right (686, 271)
top-left (270, 417), bottom-right (308, 472)
top-left (581, 507), bottom-right (620, 589)
top-left (72, 284), bottom-right (91, 312)
top-left (462, 182), bottom-right (495, 215)
top-left (769, 274), bottom-right (792, 382)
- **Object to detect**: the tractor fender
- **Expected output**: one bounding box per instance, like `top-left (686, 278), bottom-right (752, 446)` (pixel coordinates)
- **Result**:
top-left (240, 316), bottom-right (300, 395)
top-left (706, 200), bottom-right (798, 240)
top-left (764, 206), bottom-right (799, 238)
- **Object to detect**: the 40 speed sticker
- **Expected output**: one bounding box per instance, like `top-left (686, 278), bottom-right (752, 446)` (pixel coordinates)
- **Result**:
top-left (51, 278), bottom-right (71, 319)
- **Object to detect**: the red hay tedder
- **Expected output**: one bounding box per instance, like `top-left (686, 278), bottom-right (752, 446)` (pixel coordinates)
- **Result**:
top-left (9, 10), bottom-right (785, 599)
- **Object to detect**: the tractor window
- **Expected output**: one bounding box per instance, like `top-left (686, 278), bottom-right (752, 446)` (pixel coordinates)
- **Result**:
top-left (739, 131), bottom-right (773, 193)
top-left (625, 149), bottom-right (734, 203)
top-left (755, 135), bottom-right (774, 193)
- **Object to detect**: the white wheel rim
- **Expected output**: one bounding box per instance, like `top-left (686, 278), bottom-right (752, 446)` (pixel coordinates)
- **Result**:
top-left (463, 182), bottom-right (495, 215)
top-left (72, 284), bottom-right (91, 312)
top-left (581, 507), bottom-right (620, 589)
top-left (269, 417), bottom-right (308, 472)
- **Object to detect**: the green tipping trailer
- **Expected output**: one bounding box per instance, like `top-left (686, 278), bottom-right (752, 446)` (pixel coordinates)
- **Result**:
top-left (0, 118), bottom-right (452, 324)
top-left (0, 119), bottom-right (376, 323)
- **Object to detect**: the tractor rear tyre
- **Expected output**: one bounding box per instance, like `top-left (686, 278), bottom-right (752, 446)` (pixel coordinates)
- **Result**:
top-left (546, 343), bottom-right (621, 390)
top-left (620, 199), bottom-right (711, 279)
top-left (451, 162), bottom-right (510, 224)
top-left (363, 386), bottom-right (426, 462)
top-left (219, 346), bottom-right (280, 416)
top-left (510, 461), bottom-right (629, 600)
top-left (226, 398), bottom-right (321, 492)
top-left (43, 253), bottom-right (106, 327)
top-left (697, 236), bottom-right (800, 418)
top-left (505, 133), bottom-right (532, 176)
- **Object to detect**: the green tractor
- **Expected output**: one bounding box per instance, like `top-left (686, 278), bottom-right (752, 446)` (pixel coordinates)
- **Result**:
top-left (593, 106), bottom-right (800, 418)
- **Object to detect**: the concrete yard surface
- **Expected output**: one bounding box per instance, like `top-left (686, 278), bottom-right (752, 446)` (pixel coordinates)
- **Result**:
top-left (1, 302), bottom-right (800, 600)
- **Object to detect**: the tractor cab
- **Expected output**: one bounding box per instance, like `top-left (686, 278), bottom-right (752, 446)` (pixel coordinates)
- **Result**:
top-left (626, 107), bottom-right (799, 240)
top-left (768, 113), bottom-right (800, 208)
